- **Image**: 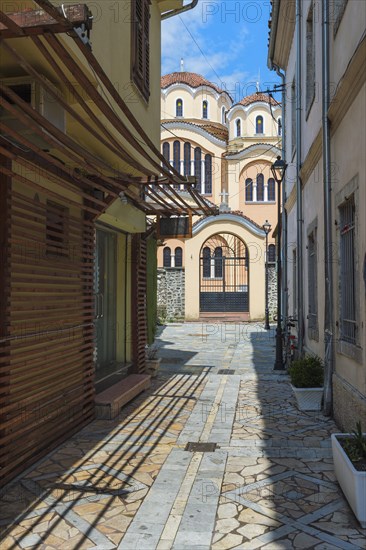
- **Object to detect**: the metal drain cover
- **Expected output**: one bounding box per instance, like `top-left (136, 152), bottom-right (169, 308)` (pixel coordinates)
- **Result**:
top-left (217, 369), bottom-right (236, 375)
top-left (185, 442), bottom-right (218, 452)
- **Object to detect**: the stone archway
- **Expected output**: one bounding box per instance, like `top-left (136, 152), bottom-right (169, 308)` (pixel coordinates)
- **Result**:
top-left (199, 233), bottom-right (249, 313)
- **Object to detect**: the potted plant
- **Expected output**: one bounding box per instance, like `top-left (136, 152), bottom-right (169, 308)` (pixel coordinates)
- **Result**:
top-left (288, 355), bottom-right (324, 411)
top-left (145, 344), bottom-right (161, 377)
top-left (331, 421), bottom-right (366, 527)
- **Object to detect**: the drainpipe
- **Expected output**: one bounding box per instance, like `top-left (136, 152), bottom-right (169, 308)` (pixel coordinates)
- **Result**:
top-left (322, 0), bottom-right (334, 416)
top-left (273, 64), bottom-right (287, 325)
top-left (296, 0), bottom-right (304, 355)
top-left (161, 0), bottom-right (198, 20)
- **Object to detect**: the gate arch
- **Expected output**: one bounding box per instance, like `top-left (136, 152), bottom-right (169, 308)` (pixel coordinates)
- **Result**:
top-left (199, 233), bottom-right (249, 313)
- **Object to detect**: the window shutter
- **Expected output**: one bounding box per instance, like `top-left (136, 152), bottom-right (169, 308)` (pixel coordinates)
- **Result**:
top-left (132, 0), bottom-right (150, 101)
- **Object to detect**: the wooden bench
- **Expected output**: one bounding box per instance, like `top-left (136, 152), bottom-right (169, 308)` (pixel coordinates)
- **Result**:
top-left (95, 374), bottom-right (151, 419)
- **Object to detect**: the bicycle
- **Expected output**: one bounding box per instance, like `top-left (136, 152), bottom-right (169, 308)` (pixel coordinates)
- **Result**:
top-left (273, 314), bottom-right (298, 369)
top-left (283, 316), bottom-right (298, 369)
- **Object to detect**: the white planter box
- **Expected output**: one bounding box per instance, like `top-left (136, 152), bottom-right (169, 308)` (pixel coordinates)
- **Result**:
top-left (331, 433), bottom-right (366, 528)
top-left (290, 384), bottom-right (323, 411)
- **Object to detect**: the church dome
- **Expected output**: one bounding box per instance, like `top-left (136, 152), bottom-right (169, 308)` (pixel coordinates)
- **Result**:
top-left (236, 93), bottom-right (281, 107)
top-left (161, 72), bottom-right (229, 96)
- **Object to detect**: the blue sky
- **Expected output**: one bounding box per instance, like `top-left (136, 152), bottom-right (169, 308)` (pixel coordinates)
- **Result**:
top-left (161, 0), bottom-right (281, 104)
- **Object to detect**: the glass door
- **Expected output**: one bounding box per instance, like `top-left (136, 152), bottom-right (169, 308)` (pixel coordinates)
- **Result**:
top-left (95, 229), bottom-right (117, 379)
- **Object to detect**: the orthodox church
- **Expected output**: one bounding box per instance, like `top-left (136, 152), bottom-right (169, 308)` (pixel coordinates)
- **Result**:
top-left (157, 71), bottom-right (282, 322)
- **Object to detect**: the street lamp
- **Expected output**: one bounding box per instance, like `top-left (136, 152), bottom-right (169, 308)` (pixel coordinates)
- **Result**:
top-left (271, 156), bottom-right (288, 370)
top-left (262, 220), bottom-right (272, 330)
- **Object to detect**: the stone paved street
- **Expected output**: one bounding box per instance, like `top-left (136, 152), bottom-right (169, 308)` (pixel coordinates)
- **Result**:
top-left (0, 323), bottom-right (365, 549)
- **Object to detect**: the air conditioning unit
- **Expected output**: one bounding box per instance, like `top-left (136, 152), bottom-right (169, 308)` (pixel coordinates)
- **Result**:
top-left (0, 76), bottom-right (66, 151)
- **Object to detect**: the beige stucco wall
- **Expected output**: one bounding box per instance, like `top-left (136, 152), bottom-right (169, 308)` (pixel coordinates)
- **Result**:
top-left (331, 83), bottom-right (366, 395)
top-left (89, 0), bottom-right (162, 148)
top-left (227, 159), bottom-right (278, 244)
top-left (274, 0), bottom-right (365, 424)
top-left (330, 0), bottom-right (366, 87)
top-left (157, 238), bottom-right (186, 268)
top-left (184, 218), bottom-right (266, 321)
top-left (301, 158), bottom-right (324, 359)
top-left (161, 87), bottom-right (232, 124)
top-left (228, 105), bottom-right (282, 141)
top-left (161, 127), bottom-right (226, 204)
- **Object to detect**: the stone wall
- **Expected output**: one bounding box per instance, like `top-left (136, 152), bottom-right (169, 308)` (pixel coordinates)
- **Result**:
top-left (333, 373), bottom-right (366, 432)
top-left (157, 268), bottom-right (185, 320)
top-left (268, 265), bottom-right (277, 319)
top-left (158, 266), bottom-right (277, 321)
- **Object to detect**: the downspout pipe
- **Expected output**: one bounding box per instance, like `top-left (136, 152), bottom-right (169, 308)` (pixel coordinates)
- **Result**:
top-left (296, 0), bottom-right (304, 355)
top-left (273, 64), bottom-right (287, 327)
top-left (322, 0), bottom-right (334, 416)
top-left (161, 0), bottom-right (198, 20)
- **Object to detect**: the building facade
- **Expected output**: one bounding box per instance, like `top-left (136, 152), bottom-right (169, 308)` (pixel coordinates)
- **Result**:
top-left (158, 72), bottom-right (282, 321)
top-left (0, 0), bottom-right (208, 487)
top-left (268, 0), bottom-right (366, 427)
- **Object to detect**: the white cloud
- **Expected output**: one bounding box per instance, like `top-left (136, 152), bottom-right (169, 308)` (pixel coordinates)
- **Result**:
top-left (161, 7), bottom-right (253, 99)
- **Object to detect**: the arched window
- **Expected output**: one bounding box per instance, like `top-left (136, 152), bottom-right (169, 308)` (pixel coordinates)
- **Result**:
top-left (184, 142), bottom-right (191, 176)
top-left (236, 119), bottom-right (241, 137)
top-left (245, 178), bottom-right (253, 202)
top-left (204, 154), bottom-right (212, 194)
top-left (173, 141), bottom-right (181, 188)
top-left (214, 247), bottom-right (223, 278)
top-left (202, 100), bottom-right (208, 119)
top-left (256, 115), bottom-right (264, 134)
top-left (278, 117), bottom-right (282, 136)
top-left (176, 98), bottom-right (183, 117)
top-left (268, 178), bottom-right (276, 201)
top-left (202, 246), bottom-right (211, 278)
top-left (257, 173), bottom-right (264, 201)
top-left (173, 141), bottom-right (180, 172)
top-left (194, 147), bottom-right (202, 191)
top-left (222, 106), bottom-right (226, 124)
top-left (268, 244), bottom-right (276, 263)
top-left (162, 142), bottom-right (170, 162)
top-left (175, 247), bottom-right (183, 267)
top-left (163, 247), bottom-right (171, 267)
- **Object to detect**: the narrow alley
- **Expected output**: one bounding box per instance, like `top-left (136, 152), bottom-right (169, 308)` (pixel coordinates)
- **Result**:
top-left (1, 323), bottom-right (365, 550)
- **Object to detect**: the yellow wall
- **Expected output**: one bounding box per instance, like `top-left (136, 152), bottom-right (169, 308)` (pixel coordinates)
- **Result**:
top-left (160, 128), bottom-right (225, 204)
top-left (89, 0), bottom-right (162, 148)
top-left (228, 105), bottom-right (282, 141)
top-left (161, 87), bottom-right (232, 123)
top-left (185, 218), bottom-right (265, 320)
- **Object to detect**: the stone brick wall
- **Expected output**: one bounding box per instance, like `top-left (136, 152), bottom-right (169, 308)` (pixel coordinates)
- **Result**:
top-left (268, 265), bottom-right (277, 319)
top-left (157, 268), bottom-right (185, 320)
top-left (333, 373), bottom-right (366, 432)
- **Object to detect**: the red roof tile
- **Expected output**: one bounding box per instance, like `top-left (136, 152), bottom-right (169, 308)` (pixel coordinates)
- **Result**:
top-left (161, 72), bottom-right (229, 96)
top-left (236, 93), bottom-right (280, 107)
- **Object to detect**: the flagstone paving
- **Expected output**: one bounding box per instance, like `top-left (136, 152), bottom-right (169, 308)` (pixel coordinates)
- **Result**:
top-left (0, 322), bottom-right (365, 549)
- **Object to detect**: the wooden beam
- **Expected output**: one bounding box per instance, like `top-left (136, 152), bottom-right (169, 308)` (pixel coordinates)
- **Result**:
top-left (45, 34), bottom-right (168, 179)
top-left (0, 11), bottom-right (24, 36)
top-left (0, 5), bottom-right (91, 39)
top-left (33, 0), bottom-right (182, 183)
top-left (3, 38), bottom-right (148, 179)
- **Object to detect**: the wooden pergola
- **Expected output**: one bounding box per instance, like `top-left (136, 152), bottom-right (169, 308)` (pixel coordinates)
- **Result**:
top-left (0, 0), bottom-right (217, 218)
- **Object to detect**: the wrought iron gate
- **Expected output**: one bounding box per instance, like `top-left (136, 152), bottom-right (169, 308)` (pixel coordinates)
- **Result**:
top-left (199, 233), bottom-right (249, 313)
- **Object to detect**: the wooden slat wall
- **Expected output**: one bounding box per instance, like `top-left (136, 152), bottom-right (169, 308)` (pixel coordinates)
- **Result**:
top-left (0, 176), bottom-right (95, 488)
top-left (131, 234), bottom-right (147, 374)
top-left (0, 157), bottom-right (11, 482)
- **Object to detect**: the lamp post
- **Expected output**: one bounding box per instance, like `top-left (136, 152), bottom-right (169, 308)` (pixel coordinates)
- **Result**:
top-left (263, 220), bottom-right (272, 330)
top-left (271, 156), bottom-right (288, 370)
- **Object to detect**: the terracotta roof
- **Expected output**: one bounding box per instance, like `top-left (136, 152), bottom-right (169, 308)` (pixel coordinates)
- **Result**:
top-left (161, 72), bottom-right (229, 96)
top-left (236, 93), bottom-right (280, 108)
top-left (223, 142), bottom-right (278, 158)
top-left (192, 210), bottom-right (264, 231)
top-left (161, 119), bottom-right (228, 143)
